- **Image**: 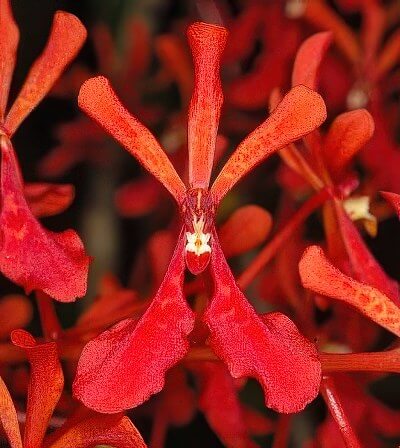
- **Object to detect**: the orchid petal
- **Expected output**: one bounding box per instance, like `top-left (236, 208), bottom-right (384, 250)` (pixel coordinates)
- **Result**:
top-left (187, 22), bottom-right (227, 189)
top-left (218, 205), bottom-right (272, 258)
top-left (299, 246), bottom-right (400, 337)
top-left (0, 137), bottom-right (89, 302)
top-left (0, 0), bottom-right (19, 120)
top-left (24, 182), bottom-right (74, 218)
top-left (46, 414), bottom-right (147, 448)
top-left (211, 85), bottom-right (326, 202)
top-left (204, 236), bottom-right (321, 413)
top-left (11, 329), bottom-right (63, 448)
top-left (0, 376), bottom-right (22, 448)
top-left (323, 109), bottom-right (374, 176)
top-left (5, 12), bottom-right (87, 135)
top-left (73, 232), bottom-right (195, 413)
top-left (292, 31), bottom-right (332, 90)
top-left (78, 76), bottom-right (186, 202)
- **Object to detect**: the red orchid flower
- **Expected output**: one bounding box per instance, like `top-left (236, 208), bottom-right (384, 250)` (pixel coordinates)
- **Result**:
top-left (275, 32), bottom-right (399, 340)
top-left (73, 22), bottom-right (327, 414)
top-left (0, 329), bottom-right (147, 448)
top-left (0, 1), bottom-right (90, 302)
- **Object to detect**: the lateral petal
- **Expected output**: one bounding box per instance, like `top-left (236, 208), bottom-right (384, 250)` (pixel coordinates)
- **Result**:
top-left (292, 31), bottom-right (332, 90)
top-left (0, 0), bottom-right (19, 120)
top-left (11, 329), bottom-right (64, 448)
top-left (187, 22), bottom-right (227, 188)
top-left (218, 204), bottom-right (272, 258)
top-left (73, 232), bottom-right (195, 413)
top-left (299, 245), bottom-right (400, 337)
top-left (204, 236), bottom-right (321, 413)
top-left (0, 137), bottom-right (89, 302)
top-left (211, 85), bottom-right (326, 202)
top-left (5, 11), bottom-right (87, 135)
top-left (78, 76), bottom-right (186, 202)
top-left (323, 109), bottom-right (374, 176)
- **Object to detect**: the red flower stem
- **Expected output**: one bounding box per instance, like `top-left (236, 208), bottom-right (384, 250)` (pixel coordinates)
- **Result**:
top-left (237, 188), bottom-right (331, 290)
top-left (320, 375), bottom-right (362, 448)
top-left (272, 414), bottom-right (292, 448)
top-left (321, 350), bottom-right (400, 373)
top-left (35, 291), bottom-right (63, 340)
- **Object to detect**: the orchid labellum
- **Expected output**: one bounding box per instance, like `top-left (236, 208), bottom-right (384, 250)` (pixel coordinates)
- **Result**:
top-left (73, 22), bottom-right (327, 414)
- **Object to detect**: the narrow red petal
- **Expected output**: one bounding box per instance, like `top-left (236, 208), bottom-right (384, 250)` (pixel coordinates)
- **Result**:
top-left (78, 76), bottom-right (186, 202)
top-left (73, 232), bottom-right (195, 413)
top-left (191, 362), bottom-right (257, 448)
top-left (218, 204), bottom-right (272, 258)
top-left (5, 11), bottom-right (87, 135)
top-left (0, 376), bottom-right (22, 448)
top-left (211, 85), bottom-right (327, 202)
top-left (187, 22), bottom-right (227, 189)
top-left (24, 182), bottom-right (74, 218)
top-left (381, 191), bottom-right (400, 218)
top-left (323, 110), bottom-right (374, 176)
top-left (0, 137), bottom-right (89, 302)
top-left (292, 31), bottom-right (332, 90)
top-left (299, 246), bottom-right (400, 337)
top-left (204, 236), bottom-right (321, 413)
top-left (11, 329), bottom-right (64, 448)
top-left (0, 0), bottom-right (19, 120)
top-left (46, 414), bottom-right (147, 448)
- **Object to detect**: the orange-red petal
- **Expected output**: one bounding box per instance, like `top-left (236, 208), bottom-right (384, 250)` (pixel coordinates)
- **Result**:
top-left (323, 109), bottom-right (374, 176)
top-left (211, 85), bottom-right (326, 202)
top-left (0, 376), bottom-right (22, 448)
top-left (24, 182), bottom-right (74, 218)
top-left (11, 329), bottom-right (64, 448)
top-left (78, 76), bottom-right (186, 202)
top-left (47, 414), bottom-right (147, 448)
top-left (5, 11), bottom-right (87, 135)
top-left (292, 31), bottom-right (332, 90)
top-left (0, 0), bottom-right (19, 120)
top-left (187, 22), bottom-right (227, 189)
top-left (299, 246), bottom-right (400, 337)
top-left (218, 204), bottom-right (272, 258)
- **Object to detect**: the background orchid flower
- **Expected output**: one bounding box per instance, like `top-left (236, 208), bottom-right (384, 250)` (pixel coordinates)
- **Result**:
top-left (0, 1), bottom-right (90, 302)
top-left (0, 329), bottom-right (147, 448)
top-left (73, 21), bottom-right (327, 415)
